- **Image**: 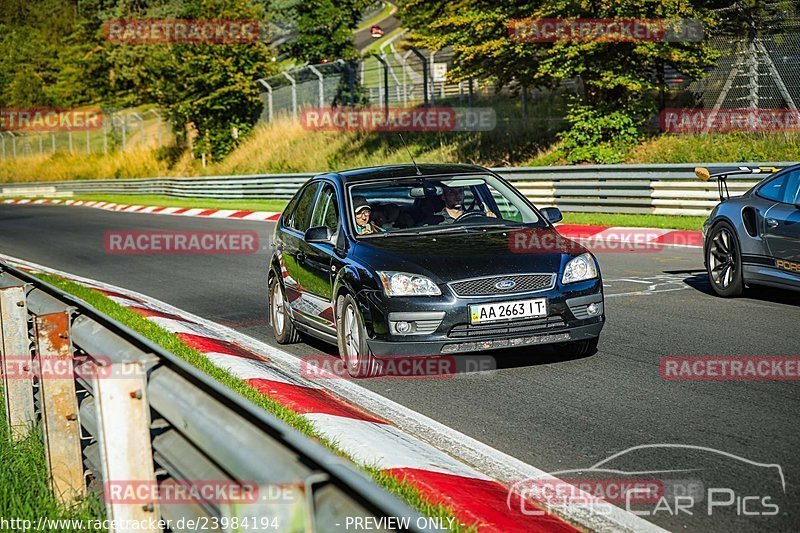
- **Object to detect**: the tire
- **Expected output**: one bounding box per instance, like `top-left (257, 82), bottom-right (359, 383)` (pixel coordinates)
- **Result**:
top-left (270, 274), bottom-right (301, 344)
top-left (336, 294), bottom-right (381, 378)
top-left (706, 221), bottom-right (744, 297)
top-left (558, 337), bottom-right (599, 357)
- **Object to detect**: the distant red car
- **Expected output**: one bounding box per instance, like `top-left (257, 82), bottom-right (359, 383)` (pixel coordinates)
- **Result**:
top-left (370, 25), bottom-right (384, 38)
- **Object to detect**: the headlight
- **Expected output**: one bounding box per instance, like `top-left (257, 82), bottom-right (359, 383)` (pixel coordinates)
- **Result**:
top-left (377, 271), bottom-right (441, 296)
top-left (562, 253), bottom-right (598, 284)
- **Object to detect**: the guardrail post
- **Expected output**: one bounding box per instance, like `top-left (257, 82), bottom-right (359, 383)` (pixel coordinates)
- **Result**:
top-left (94, 357), bottom-right (161, 531)
top-left (0, 284), bottom-right (35, 440)
top-left (34, 310), bottom-right (85, 504)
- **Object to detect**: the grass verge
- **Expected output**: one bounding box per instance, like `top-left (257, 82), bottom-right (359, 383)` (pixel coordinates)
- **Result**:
top-left (0, 390), bottom-right (105, 529)
top-left (33, 273), bottom-right (475, 532)
top-left (560, 213), bottom-right (706, 230)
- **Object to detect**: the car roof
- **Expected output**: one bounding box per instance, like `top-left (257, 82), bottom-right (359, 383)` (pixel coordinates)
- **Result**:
top-left (317, 164), bottom-right (490, 184)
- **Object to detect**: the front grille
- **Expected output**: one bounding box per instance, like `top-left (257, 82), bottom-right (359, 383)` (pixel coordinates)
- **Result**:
top-left (449, 273), bottom-right (555, 297)
top-left (449, 316), bottom-right (566, 339)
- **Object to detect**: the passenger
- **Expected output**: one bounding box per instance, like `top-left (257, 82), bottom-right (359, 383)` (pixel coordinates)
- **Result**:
top-left (434, 185), bottom-right (495, 223)
top-left (352, 196), bottom-right (384, 235)
top-left (371, 202), bottom-right (400, 229)
top-left (412, 195), bottom-right (444, 226)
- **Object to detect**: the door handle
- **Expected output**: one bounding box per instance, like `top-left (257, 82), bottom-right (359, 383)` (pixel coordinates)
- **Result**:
top-left (766, 218), bottom-right (779, 228)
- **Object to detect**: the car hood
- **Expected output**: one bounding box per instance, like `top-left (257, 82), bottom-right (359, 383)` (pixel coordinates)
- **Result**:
top-left (352, 227), bottom-right (587, 283)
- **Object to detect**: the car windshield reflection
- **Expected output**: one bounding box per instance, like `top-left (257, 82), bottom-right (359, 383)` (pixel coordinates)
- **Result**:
top-left (348, 174), bottom-right (546, 237)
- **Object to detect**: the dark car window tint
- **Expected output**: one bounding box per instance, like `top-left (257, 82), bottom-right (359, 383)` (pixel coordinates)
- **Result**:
top-left (311, 184), bottom-right (339, 231)
top-left (757, 174), bottom-right (787, 203)
top-left (287, 184), bottom-right (318, 232)
top-left (781, 170), bottom-right (800, 204)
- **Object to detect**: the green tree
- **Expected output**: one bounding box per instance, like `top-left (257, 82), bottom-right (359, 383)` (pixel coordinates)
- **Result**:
top-left (282, 0), bottom-right (369, 63)
top-left (400, 0), bottom-right (719, 163)
top-left (98, 0), bottom-right (278, 160)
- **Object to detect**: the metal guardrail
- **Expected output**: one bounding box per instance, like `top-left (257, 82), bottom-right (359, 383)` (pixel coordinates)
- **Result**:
top-left (0, 262), bottom-right (426, 533)
top-left (1, 162), bottom-right (795, 216)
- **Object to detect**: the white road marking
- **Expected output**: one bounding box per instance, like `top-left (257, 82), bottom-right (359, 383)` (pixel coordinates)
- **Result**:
top-left (604, 275), bottom-right (696, 298)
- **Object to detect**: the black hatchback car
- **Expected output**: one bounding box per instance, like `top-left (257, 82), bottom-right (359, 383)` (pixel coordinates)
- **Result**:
top-left (268, 164), bottom-right (604, 377)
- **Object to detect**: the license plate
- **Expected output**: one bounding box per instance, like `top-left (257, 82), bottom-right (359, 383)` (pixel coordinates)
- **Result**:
top-left (469, 298), bottom-right (547, 324)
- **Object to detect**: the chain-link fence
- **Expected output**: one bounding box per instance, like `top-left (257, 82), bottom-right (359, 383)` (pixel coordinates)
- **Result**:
top-left (256, 43), bottom-right (572, 134)
top-left (690, 1), bottom-right (799, 113)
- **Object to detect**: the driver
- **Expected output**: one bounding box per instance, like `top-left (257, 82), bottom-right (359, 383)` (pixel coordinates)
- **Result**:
top-left (433, 185), bottom-right (495, 223)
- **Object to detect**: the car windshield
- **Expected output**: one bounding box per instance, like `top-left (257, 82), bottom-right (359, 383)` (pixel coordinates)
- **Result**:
top-left (348, 174), bottom-right (545, 237)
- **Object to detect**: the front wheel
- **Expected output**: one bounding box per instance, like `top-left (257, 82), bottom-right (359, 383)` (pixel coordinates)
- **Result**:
top-left (270, 275), bottom-right (301, 344)
top-left (336, 294), bottom-right (381, 378)
top-left (706, 222), bottom-right (744, 297)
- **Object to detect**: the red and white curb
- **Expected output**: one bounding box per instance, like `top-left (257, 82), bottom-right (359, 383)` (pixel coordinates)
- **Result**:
top-left (1, 198), bottom-right (281, 222)
top-left (1, 253), bottom-right (665, 533)
top-left (556, 224), bottom-right (703, 249)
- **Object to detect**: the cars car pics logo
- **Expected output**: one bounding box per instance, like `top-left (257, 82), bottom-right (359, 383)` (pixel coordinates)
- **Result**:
top-left (506, 444), bottom-right (785, 518)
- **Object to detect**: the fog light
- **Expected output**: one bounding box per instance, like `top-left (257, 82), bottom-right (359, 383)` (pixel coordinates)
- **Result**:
top-left (587, 303), bottom-right (600, 316)
top-left (395, 321), bottom-right (412, 334)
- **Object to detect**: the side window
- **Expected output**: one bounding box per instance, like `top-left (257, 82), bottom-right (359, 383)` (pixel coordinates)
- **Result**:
top-left (782, 170), bottom-right (800, 204)
top-left (758, 174), bottom-right (787, 203)
top-left (286, 184), bottom-right (318, 232)
top-left (310, 184), bottom-right (340, 231)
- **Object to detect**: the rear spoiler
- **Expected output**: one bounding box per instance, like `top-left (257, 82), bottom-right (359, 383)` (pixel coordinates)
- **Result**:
top-left (694, 166), bottom-right (781, 201)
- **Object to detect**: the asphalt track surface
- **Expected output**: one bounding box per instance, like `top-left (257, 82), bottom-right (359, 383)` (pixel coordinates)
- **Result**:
top-left (353, 1), bottom-right (401, 52)
top-left (2, 203), bottom-right (799, 532)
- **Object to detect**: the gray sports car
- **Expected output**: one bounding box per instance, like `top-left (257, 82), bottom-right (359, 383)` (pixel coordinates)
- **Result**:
top-left (698, 164), bottom-right (800, 297)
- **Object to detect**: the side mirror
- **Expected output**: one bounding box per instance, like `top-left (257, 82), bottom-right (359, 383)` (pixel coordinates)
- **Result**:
top-left (304, 226), bottom-right (334, 244)
top-left (541, 207), bottom-right (563, 224)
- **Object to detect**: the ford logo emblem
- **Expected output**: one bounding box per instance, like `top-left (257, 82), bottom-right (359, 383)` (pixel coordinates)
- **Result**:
top-left (495, 279), bottom-right (516, 290)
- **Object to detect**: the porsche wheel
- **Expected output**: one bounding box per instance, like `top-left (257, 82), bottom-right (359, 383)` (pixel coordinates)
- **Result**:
top-left (706, 222), bottom-right (744, 297)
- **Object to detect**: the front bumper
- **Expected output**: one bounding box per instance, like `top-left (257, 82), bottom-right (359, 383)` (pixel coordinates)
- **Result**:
top-left (361, 279), bottom-right (604, 357)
